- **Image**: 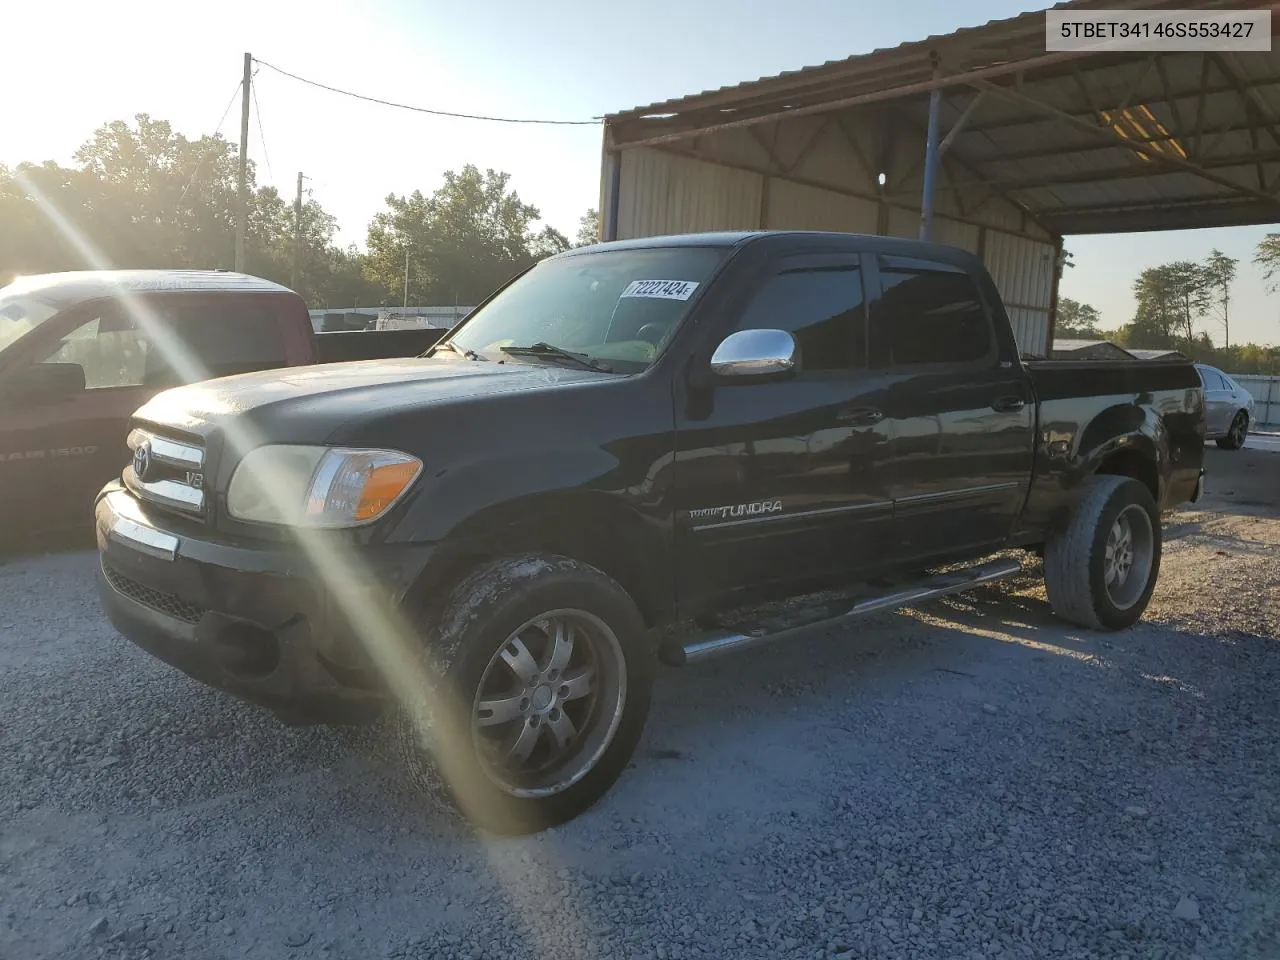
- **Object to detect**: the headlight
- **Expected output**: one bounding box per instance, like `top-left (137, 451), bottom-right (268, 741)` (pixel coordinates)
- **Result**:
top-left (226, 445), bottom-right (422, 527)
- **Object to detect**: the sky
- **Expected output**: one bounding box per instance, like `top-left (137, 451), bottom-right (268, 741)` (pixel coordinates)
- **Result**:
top-left (6, 0), bottom-right (1279, 346)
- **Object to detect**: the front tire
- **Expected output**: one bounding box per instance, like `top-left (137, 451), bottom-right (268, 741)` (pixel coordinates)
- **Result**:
top-left (1216, 411), bottom-right (1248, 450)
top-left (1044, 475), bottom-right (1161, 631)
top-left (395, 555), bottom-right (654, 834)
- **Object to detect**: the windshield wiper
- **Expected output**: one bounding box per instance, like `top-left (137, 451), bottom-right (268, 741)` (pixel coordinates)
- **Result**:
top-left (429, 340), bottom-right (483, 360)
top-left (500, 342), bottom-right (613, 373)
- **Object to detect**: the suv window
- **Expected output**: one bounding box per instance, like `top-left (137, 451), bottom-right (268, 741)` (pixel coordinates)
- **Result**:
top-left (871, 265), bottom-right (992, 366)
top-left (1199, 367), bottom-right (1227, 390)
top-left (734, 266), bottom-right (865, 371)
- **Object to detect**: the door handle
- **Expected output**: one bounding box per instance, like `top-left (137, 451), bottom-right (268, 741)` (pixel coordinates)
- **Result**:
top-left (837, 406), bottom-right (884, 425)
top-left (991, 396), bottom-right (1026, 413)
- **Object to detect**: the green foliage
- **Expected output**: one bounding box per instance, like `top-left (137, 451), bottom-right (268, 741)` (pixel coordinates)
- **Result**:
top-left (1127, 260), bottom-right (1211, 347)
top-left (1105, 247), bottom-right (1276, 373)
top-left (364, 165), bottom-right (570, 305)
top-left (1202, 249), bottom-right (1237, 348)
top-left (576, 209), bottom-right (600, 247)
top-left (0, 113), bottom-right (372, 306)
top-left (1254, 233), bottom-right (1280, 292)
top-left (1056, 297), bottom-right (1102, 339)
top-left (2, 114), bottom-right (595, 310)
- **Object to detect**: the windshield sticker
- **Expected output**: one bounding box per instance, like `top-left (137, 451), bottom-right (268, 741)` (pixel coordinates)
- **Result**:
top-left (620, 279), bottom-right (700, 301)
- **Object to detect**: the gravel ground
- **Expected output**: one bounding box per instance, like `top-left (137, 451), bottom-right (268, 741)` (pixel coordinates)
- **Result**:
top-left (2, 447), bottom-right (1278, 960)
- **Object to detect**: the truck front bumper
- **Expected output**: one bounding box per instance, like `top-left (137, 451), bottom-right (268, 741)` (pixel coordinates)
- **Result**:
top-left (94, 484), bottom-right (430, 725)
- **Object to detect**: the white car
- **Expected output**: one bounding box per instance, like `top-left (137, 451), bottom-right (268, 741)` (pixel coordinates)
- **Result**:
top-left (1195, 363), bottom-right (1256, 450)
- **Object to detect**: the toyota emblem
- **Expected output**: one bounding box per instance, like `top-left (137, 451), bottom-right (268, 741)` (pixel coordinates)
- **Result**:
top-left (133, 441), bottom-right (153, 482)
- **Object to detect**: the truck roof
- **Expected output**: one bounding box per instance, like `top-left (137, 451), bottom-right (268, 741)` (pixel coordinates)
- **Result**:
top-left (563, 230), bottom-right (983, 266)
top-left (4, 269), bottom-right (297, 306)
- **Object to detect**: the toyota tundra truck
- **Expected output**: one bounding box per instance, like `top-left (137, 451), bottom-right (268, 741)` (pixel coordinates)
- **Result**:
top-left (93, 232), bottom-right (1206, 833)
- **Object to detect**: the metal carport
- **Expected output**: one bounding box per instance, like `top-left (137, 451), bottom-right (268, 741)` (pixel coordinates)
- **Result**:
top-left (598, 0), bottom-right (1280, 357)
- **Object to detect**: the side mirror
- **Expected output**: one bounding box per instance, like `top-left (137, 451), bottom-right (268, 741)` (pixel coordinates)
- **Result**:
top-left (2, 362), bottom-right (86, 405)
top-left (709, 328), bottom-right (798, 381)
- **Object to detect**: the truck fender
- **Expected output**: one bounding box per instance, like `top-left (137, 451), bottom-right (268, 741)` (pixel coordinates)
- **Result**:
top-left (390, 447), bottom-right (675, 626)
top-left (1074, 404), bottom-right (1166, 503)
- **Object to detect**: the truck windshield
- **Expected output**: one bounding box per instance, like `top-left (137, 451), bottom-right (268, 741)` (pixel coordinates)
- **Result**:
top-left (445, 246), bottom-right (728, 372)
top-left (0, 289), bottom-right (60, 354)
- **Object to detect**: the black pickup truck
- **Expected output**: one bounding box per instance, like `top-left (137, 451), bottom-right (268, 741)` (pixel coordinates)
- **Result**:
top-left (94, 232), bottom-right (1206, 833)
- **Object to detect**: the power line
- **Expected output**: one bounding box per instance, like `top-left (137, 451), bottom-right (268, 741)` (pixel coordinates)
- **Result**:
top-left (250, 70), bottom-right (275, 183)
top-left (179, 79), bottom-right (245, 203)
top-left (253, 57), bottom-right (599, 126)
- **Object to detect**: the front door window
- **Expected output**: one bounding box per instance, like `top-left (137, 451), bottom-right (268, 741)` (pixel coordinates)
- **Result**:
top-left (40, 307), bottom-right (151, 390)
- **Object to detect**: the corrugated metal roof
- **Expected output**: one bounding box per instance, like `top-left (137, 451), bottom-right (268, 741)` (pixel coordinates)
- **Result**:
top-left (607, 0), bottom-right (1280, 235)
top-left (609, 0), bottom-right (1258, 122)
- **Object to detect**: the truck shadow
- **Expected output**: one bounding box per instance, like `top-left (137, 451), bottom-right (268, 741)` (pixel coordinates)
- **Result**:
top-left (11, 544), bottom-right (1271, 858)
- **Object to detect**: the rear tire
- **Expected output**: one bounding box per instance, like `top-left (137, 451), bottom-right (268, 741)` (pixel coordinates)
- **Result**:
top-left (1216, 411), bottom-right (1248, 450)
top-left (395, 554), bottom-right (654, 834)
top-left (1044, 475), bottom-right (1161, 631)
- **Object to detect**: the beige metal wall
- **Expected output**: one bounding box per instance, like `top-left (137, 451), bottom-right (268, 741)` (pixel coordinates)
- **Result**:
top-left (612, 106), bottom-right (1059, 354)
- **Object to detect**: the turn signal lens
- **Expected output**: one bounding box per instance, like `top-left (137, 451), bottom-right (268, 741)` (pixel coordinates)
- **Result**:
top-left (355, 461), bottom-right (422, 521)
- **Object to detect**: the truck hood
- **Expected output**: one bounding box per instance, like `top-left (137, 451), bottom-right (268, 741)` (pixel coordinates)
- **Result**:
top-left (132, 356), bottom-right (614, 440)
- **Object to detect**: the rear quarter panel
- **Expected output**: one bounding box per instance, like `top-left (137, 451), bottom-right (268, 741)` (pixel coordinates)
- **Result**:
top-left (1018, 359), bottom-right (1204, 536)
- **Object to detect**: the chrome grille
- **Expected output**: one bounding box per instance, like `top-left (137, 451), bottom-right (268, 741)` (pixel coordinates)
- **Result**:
top-left (103, 562), bottom-right (205, 624)
top-left (125, 428), bottom-right (207, 517)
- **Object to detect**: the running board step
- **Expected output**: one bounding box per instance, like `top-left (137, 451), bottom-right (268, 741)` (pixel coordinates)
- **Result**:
top-left (660, 557), bottom-right (1023, 666)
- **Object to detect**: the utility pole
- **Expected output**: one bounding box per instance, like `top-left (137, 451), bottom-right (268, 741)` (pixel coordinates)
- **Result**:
top-left (235, 52), bottom-right (252, 273)
top-left (292, 171), bottom-right (305, 289)
top-left (403, 248), bottom-right (410, 310)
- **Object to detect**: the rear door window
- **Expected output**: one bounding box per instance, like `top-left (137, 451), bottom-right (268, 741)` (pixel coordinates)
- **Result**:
top-left (1199, 367), bottom-right (1227, 391)
top-left (146, 299), bottom-right (287, 386)
top-left (869, 261), bottom-right (994, 367)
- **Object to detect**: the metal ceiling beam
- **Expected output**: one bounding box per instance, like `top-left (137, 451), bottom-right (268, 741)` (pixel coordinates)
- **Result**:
top-left (961, 76), bottom-right (1279, 135)
top-left (747, 125), bottom-right (787, 173)
top-left (893, 146), bottom-right (1280, 194)
top-left (968, 118), bottom-right (1274, 164)
top-left (886, 105), bottom-right (1034, 228)
top-left (1191, 54), bottom-right (1213, 157)
top-left (1116, 55), bottom-right (1159, 114)
top-left (608, 50), bottom-right (1092, 149)
top-left (1199, 116), bottom-right (1241, 161)
top-left (784, 116), bottom-right (832, 174)
top-left (966, 76), bottom-right (1280, 210)
top-left (938, 92), bottom-right (985, 156)
top-left (1071, 63), bottom-right (1105, 127)
top-left (833, 115), bottom-right (876, 180)
top-left (1039, 200), bottom-right (1271, 235)
top-left (1041, 195), bottom-right (1248, 216)
top-left (1212, 51), bottom-right (1280, 152)
top-left (1153, 54), bottom-right (1188, 136)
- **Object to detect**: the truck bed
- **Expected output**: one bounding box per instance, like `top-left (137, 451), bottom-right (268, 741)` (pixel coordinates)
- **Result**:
top-left (1017, 356), bottom-right (1204, 536)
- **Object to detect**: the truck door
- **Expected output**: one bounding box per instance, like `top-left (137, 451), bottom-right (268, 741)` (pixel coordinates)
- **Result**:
top-left (0, 301), bottom-right (155, 544)
top-left (673, 253), bottom-right (894, 611)
top-left (868, 254), bottom-right (1035, 564)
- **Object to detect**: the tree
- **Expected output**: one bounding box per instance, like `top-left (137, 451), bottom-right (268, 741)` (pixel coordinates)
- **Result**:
top-left (1056, 297), bottom-right (1103, 338)
top-left (1167, 261), bottom-right (1210, 342)
top-left (1128, 261), bottom-right (1210, 347)
top-left (575, 209), bottom-right (600, 247)
top-left (1129, 266), bottom-right (1180, 347)
top-left (1203, 248), bottom-right (1237, 348)
top-left (364, 165), bottom-right (563, 305)
top-left (1255, 233), bottom-right (1280, 293)
top-left (0, 113), bottom-right (353, 305)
